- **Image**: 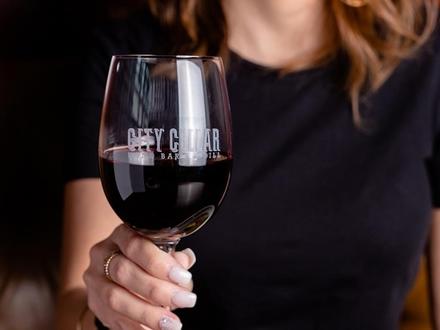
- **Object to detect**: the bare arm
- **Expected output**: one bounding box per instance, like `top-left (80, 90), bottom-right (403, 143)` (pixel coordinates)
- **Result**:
top-left (55, 179), bottom-right (196, 330)
top-left (55, 178), bottom-right (122, 330)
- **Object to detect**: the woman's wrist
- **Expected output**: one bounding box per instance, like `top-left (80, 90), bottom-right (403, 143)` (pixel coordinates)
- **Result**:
top-left (55, 288), bottom-right (92, 330)
top-left (77, 306), bottom-right (98, 330)
top-left (94, 317), bottom-right (109, 330)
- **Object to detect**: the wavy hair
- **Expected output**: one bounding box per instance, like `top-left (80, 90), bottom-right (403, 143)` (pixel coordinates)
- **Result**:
top-left (147, 0), bottom-right (438, 126)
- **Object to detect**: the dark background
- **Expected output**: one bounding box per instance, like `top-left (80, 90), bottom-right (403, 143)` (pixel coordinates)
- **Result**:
top-left (0, 1), bottom-right (144, 328)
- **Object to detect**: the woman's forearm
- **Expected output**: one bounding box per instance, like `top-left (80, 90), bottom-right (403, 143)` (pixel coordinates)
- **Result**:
top-left (56, 179), bottom-right (121, 330)
top-left (55, 287), bottom-right (88, 330)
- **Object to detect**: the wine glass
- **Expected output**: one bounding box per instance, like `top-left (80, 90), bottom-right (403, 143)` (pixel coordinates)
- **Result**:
top-left (98, 55), bottom-right (232, 253)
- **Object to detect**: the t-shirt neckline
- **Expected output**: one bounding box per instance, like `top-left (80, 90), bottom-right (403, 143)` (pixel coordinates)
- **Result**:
top-left (228, 49), bottom-right (337, 81)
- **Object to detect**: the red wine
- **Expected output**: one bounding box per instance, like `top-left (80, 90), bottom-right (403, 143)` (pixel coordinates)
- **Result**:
top-left (99, 148), bottom-right (232, 237)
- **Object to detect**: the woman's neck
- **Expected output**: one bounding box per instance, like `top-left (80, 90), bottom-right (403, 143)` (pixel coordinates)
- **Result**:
top-left (222, 0), bottom-right (327, 69)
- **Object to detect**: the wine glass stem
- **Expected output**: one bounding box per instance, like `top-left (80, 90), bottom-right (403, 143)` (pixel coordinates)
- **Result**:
top-left (154, 239), bottom-right (181, 253)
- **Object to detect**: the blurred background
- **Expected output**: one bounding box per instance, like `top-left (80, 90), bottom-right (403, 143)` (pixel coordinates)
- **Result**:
top-left (0, 0), bottom-right (434, 329)
top-left (0, 0), bottom-right (143, 329)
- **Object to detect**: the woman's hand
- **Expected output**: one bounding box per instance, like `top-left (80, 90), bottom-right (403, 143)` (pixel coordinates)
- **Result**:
top-left (83, 224), bottom-right (197, 330)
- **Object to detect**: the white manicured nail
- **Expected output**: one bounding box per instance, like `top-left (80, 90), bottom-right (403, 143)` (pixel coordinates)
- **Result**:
top-left (169, 266), bottom-right (192, 285)
top-left (159, 316), bottom-right (182, 330)
top-left (182, 248), bottom-right (196, 268)
top-left (172, 291), bottom-right (197, 308)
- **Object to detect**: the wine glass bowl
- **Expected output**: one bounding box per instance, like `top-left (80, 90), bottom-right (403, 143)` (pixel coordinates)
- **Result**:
top-left (98, 55), bottom-right (232, 251)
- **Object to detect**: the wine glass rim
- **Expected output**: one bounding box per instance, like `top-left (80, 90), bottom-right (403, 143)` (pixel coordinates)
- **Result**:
top-left (112, 54), bottom-right (221, 61)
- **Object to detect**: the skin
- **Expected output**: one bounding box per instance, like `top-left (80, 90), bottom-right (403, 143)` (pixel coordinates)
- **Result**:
top-left (56, 1), bottom-right (440, 329)
top-left (56, 179), bottom-right (195, 330)
top-left (224, 0), bottom-right (327, 69)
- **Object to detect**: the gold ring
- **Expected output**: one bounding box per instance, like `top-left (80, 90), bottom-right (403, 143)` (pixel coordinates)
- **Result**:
top-left (103, 250), bottom-right (121, 281)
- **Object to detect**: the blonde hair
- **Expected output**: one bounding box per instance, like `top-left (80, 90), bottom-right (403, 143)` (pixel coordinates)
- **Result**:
top-left (147, 0), bottom-right (439, 126)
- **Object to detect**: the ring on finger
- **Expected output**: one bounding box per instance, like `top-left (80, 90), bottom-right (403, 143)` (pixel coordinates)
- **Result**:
top-left (104, 250), bottom-right (121, 282)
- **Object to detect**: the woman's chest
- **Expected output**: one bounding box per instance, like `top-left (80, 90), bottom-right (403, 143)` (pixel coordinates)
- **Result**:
top-left (183, 72), bottom-right (435, 283)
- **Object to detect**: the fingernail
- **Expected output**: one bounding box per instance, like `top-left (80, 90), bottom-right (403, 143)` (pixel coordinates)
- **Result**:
top-left (159, 316), bottom-right (182, 330)
top-left (182, 248), bottom-right (196, 268)
top-left (172, 291), bottom-right (197, 308)
top-left (169, 266), bottom-right (192, 285)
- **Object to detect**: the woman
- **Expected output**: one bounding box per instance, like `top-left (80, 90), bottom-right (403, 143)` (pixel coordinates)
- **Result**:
top-left (57, 0), bottom-right (440, 329)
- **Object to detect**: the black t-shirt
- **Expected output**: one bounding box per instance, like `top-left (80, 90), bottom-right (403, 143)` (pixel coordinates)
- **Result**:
top-left (68, 11), bottom-right (440, 330)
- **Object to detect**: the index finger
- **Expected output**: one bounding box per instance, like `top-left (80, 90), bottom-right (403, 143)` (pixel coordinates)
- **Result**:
top-left (109, 224), bottom-right (193, 287)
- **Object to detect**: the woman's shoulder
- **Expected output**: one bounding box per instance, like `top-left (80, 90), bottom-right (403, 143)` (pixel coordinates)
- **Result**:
top-left (384, 24), bottom-right (440, 98)
top-left (418, 22), bottom-right (440, 66)
top-left (407, 22), bottom-right (440, 75)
